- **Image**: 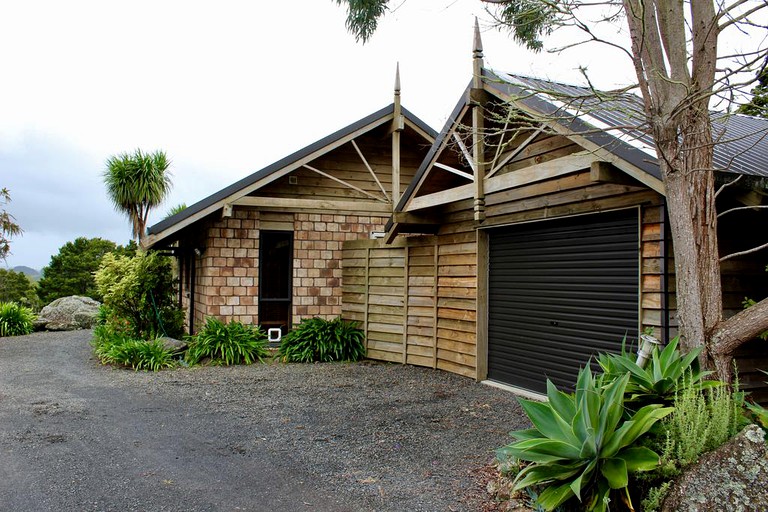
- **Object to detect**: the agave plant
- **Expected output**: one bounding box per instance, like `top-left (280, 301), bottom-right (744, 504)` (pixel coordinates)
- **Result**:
top-left (498, 368), bottom-right (673, 512)
top-left (596, 337), bottom-right (719, 409)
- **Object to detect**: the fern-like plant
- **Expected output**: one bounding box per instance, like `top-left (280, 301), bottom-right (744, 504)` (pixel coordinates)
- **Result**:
top-left (0, 301), bottom-right (36, 337)
top-left (278, 317), bottom-right (366, 363)
top-left (92, 327), bottom-right (176, 371)
top-left (185, 317), bottom-right (269, 365)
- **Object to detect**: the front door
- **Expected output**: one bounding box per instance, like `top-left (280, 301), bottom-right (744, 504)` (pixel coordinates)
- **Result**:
top-left (258, 230), bottom-right (293, 335)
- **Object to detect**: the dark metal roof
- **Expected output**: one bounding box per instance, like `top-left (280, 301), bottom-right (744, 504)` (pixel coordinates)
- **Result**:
top-left (491, 71), bottom-right (768, 179)
top-left (147, 104), bottom-right (437, 240)
top-left (397, 70), bottom-right (768, 213)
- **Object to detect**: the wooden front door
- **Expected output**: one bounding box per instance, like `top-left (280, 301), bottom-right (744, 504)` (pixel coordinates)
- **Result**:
top-left (258, 230), bottom-right (293, 335)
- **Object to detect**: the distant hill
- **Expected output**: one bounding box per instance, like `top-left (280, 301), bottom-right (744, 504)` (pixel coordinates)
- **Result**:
top-left (12, 266), bottom-right (41, 280)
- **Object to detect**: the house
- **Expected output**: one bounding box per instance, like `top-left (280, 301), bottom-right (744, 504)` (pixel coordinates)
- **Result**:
top-left (143, 73), bottom-right (437, 335)
top-left (341, 28), bottom-right (768, 399)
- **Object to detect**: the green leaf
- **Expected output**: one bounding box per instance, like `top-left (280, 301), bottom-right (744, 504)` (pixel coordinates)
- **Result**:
top-left (618, 446), bottom-right (662, 472)
top-left (600, 457), bottom-right (628, 489)
top-left (536, 481), bottom-right (577, 510)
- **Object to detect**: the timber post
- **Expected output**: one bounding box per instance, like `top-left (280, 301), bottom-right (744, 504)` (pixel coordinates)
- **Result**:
top-left (392, 63), bottom-right (404, 208)
top-left (471, 18), bottom-right (486, 222)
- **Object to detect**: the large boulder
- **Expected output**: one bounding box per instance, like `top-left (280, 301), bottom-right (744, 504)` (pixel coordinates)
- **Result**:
top-left (37, 296), bottom-right (101, 331)
top-left (661, 424), bottom-right (768, 511)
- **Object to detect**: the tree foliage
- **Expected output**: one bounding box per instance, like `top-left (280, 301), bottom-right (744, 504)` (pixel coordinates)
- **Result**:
top-left (0, 268), bottom-right (38, 309)
top-left (36, 237), bottom-right (127, 305)
top-left (738, 63), bottom-right (768, 118)
top-left (94, 251), bottom-right (184, 340)
top-left (0, 188), bottom-right (22, 261)
top-left (103, 149), bottom-right (173, 241)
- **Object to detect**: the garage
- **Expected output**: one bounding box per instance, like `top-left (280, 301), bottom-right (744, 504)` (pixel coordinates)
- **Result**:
top-left (486, 209), bottom-right (640, 393)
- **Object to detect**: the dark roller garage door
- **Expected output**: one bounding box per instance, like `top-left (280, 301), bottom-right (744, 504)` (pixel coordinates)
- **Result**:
top-left (487, 209), bottom-right (639, 393)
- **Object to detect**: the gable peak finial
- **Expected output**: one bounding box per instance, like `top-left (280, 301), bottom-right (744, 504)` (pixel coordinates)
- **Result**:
top-left (473, 17), bottom-right (483, 56)
top-left (395, 62), bottom-right (401, 96)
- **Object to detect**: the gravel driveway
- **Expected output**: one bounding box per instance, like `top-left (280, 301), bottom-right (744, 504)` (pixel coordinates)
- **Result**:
top-left (0, 330), bottom-right (528, 511)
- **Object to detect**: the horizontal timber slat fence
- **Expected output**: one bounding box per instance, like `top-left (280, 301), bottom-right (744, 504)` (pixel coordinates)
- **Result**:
top-left (341, 236), bottom-right (477, 379)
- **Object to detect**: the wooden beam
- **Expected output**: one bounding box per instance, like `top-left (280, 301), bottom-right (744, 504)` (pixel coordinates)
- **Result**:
top-left (399, 103), bottom-right (471, 212)
top-left (302, 164), bottom-right (388, 203)
top-left (472, 19), bottom-right (486, 222)
top-left (487, 127), bottom-right (544, 179)
top-left (452, 133), bottom-right (476, 173)
top-left (475, 230), bottom-right (488, 382)
top-left (351, 139), bottom-right (390, 202)
top-left (391, 211), bottom-right (441, 225)
top-left (590, 161), bottom-right (641, 186)
top-left (222, 203), bottom-right (233, 218)
top-left (407, 184), bottom-right (475, 211)
top-left (234, 196), bottom-right (392, 212)
top-left (434, 162), bottom-right (474, 181)
top-left (406, 152), bottom-right (596, 212)
top-left (485, 152), bottom-right (596, 195)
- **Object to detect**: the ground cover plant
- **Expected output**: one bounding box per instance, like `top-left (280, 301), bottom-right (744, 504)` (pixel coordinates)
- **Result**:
top-left (0, 301), bottom-right (36, 337)
top-left (497, 341), bottom-right (756, 511)
top-left (277, 316), bottom-right (365, 363)
top-left (92, 310), bottom-right (177, 371)
top-left (185, 317), bottom-right (269, 366)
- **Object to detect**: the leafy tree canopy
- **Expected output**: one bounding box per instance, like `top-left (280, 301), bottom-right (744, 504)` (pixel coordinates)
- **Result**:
top-left (0, 268), bottom-right (38, 309)
top-left (37, 237), bottom-right (134, 305)
top-left (103, 149), bottom-right (172, 241)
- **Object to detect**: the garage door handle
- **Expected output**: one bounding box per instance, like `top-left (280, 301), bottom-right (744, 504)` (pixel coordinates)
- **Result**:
top-left (550, 321), bottom-right (559, 326)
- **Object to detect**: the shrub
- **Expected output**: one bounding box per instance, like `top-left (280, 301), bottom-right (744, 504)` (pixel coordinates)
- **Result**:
top-left (278, 317), bottom-right (366, 363)
top-left (92, 326), bottom-right (176, 371)
top-left (185, 317), bottom-right (269, 365)
top-left (95, 251), bottom-right (184, 339)
top-left (497, 368), bottom-right (673, 512)
top-left (0, 301), bottom-right (36, 337)
top-left (633, 374), bottom-right (747, 509)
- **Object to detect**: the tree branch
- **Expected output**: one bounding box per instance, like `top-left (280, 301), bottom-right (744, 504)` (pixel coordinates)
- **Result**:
top-left (718, 204), bottom-right (768, 218)
top-left (720, 239), bottom-right (768, 261)
top-left (710, 296), bottom-right (768, 356)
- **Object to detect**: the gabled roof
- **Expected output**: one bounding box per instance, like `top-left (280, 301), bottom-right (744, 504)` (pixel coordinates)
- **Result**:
top-left (145, 103), bottom-right (436, 249)
top-left (396, 69), bottom-right (768, 213)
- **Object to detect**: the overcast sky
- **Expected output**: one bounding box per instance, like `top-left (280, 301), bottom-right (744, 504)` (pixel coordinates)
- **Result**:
top-left (0, 0), bottom-right (757, 270)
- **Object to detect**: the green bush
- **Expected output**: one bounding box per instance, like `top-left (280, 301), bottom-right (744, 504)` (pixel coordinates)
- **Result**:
top-left (94, 251), bottom-right (184, 339)
top-left (278, 316), bottom-right (366, 363)
top-left (0, 301), bottom-right (36, 337)
top-left (92, 325), bottom-right (176, 371)
top-left (185, 317), bottom-right (269, 365)
top-left (497, 368), bottom-right (673, 512)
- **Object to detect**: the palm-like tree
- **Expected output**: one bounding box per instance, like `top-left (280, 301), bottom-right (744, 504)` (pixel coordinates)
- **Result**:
top-left (104, 149), bottom-right (172, 242)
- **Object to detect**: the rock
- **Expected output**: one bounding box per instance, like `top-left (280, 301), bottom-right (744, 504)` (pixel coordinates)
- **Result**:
top-left (661, 424), bottom-right (768, 512)
top-left (38, 296), bottom-right (101, 331)
top-left (158, 336), bottom-right (187, 353)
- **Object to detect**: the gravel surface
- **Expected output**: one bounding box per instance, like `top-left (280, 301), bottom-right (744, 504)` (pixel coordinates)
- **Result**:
top-left (0, 330), bottom-right (529, 511)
